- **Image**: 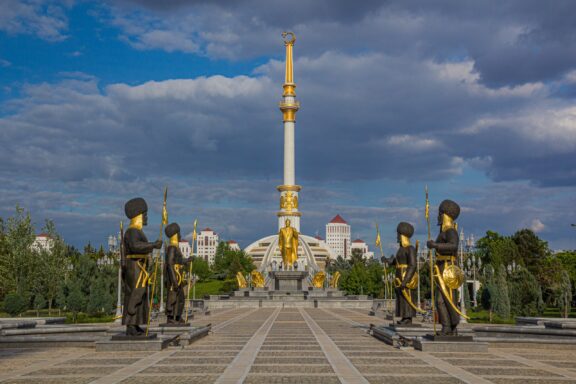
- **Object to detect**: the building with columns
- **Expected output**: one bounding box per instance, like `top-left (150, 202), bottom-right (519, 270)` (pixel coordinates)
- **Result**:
top-left (227, 240), bottom-right (240, 251)
top-left (197, 228), bottom-right (219, 265)
top-left (245, 32), bottom-right (335, 271)
top-left (351, 239), bottom-right (375, 260)
top-left (325, 215), bottom-right (351, 259)
top-left (179, 240), bottom-right (192, 259)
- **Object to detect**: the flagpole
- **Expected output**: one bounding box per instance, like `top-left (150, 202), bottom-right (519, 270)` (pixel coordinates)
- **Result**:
top-left (376, 224), bottom-right (390, 308)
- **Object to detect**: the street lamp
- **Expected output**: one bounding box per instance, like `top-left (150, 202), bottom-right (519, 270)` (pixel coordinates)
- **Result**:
top-left (459, 228), bottom-right (467, 322)
top-left (466, 234), bottom-right (477, 307)
top-left (110, 232), bottom-right (123, 323)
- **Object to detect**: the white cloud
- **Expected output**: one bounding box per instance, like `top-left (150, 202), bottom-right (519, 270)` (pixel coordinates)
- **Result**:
top-left (530, 219), bottom-right (546, 233)
top-left (0, 0), bottom-right (71, 41)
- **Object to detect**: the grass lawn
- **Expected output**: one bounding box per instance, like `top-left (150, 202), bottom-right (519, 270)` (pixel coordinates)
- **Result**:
top-left (191, 280), bottom-right (228, 298)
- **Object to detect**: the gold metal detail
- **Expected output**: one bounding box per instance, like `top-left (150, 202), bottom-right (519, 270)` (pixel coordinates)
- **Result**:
top-left (442, 264), bottom-right (465, 289)
top-left (129, 214), bottom-right (143, 230)
top-left (312, 271), bottom-right (326, 288)
top-left (280, 191), bottom-right (299, 212)
top-left (277, 211), bottom-right (302, 217)
top-left (441, 214), bottom-right (455, 232)
top-left (277, 185), bottom-right (302, 192)
top-left (236, 271), bottom-right (248, 289)
top-left (434, 265), bottom-right (469, 319)
top-left (400, 235), bottom-right (411, 248)
top-left (393, 265), bottom-right (418, 290)
top-left (329, 271), bottom-right (341, 288)
top-left (278, 219), bottom-right (299, 267)
top-left (169, 234), bottom-right (178, 246)
top-left (135, 260), bottom-right (149, 289)
top-left (282, 31), bottom-right (296, 87)
top-left (400, 287), bottom-right (426, 314)
top-left (251, 270), bottom-right (266, 288)
top-left (174, 264), bottom-right (183, 286)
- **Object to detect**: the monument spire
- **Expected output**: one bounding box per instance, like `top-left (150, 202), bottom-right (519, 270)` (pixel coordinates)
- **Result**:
top-left (277, 32), bottom-right (301, 231)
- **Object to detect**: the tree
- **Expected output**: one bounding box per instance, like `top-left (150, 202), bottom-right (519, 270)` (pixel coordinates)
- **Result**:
top-left (3, 292), bottom-right (29, 317)
top-left (475, 231), bottom-right (519, 271)
top-left (508, 267), bottom-right (544, 317)
top-left (0, 206), bottom-right (36, 298)
top-left (492, 265), bottom-right (510, 319)
top-left (212, 242), bottom-right (254, 279)
top-left (341, 262), bottom-right (369, 295)
top-left (66, 281), bottom-right (86, 323)
top-left (31, 220), bottom-right (67, 315)
top-left (558, 270), bottom-right (572, 318)
top-left (512, 229), bottom-right (549, 274)
top-left (190, 256), bottom-right (211, 281)
top-left (556, 251), bottom-right (576, 303)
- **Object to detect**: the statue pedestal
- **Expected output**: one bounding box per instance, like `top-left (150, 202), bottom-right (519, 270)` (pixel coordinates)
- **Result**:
top-left (270, 271), bottom-right (308, 291)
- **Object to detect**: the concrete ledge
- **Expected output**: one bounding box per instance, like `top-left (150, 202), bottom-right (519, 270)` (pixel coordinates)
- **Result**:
top-left (414, 338), bottom-right (488, 352)
top-left (95, 334), bottom-right (176, 351)
top-left (2, 325), bottom-right (109, 336)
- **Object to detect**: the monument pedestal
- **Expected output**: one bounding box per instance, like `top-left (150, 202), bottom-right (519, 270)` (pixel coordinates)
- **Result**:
top-left (270, 271), bottom-right (308, 291)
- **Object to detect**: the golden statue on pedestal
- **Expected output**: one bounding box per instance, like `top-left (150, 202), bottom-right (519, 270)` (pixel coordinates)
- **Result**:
top-left (251, 270), bottom-right (266, 288)
top-left (236, 272), bottom-right (248, 288)
top-left (329, 271), bottom-right (341, 288)
top-left (312, 271), bottom-right (326, 288)
top-left (278, 218), bottom-right (299, 268)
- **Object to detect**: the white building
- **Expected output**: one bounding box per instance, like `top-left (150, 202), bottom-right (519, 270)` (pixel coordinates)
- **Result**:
top-left (351, 239), bottom-right (375, 260)
top-left (32, 233), bottom-right (54, 252)
top-left (227, 240), bottom-right (241, 251)
top-left (197, 228), bottom-right (219, 265)
top-left (326, 215), bottom-right (351, 259)
top-left (179, 240), bottom-right (192, 259)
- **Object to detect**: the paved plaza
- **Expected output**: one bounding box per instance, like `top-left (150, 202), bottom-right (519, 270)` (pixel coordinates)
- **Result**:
top-left (1, 308), bottom-right (576, 383)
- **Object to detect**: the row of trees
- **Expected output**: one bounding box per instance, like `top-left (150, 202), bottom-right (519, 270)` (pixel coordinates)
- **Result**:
top-left (0, 207), bottom-right (118, 320)
top-left (477, 229), bottom-right (574, 319)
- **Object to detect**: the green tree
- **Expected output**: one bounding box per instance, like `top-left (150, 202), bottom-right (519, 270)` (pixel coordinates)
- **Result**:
top-left (66, 281), bottom-right (86, 323)
top-left (556, 251), bottom-right (576, 302)
top-left (341, 262), bottom-right (369, 295)
top-left (0, 206), bottom-right (36, 298)
top-left (557, 270), bottom-right (572, 318)
top-left (492, 265), bottom-right (510, 319)
top-left (33, 293), bottom-right (46, 316)
top-left (212, 242), bottom-right (254, 279)
top-left (475, 231), bottom-right (519, 271)
top-left (3, 292), bottom-right (29, 317)
top-left (508, 267), bottom-right (544, 316)
top-left (87, 278), bottom-right (114, 315)
top-left (191, 256), bottom-right (211, 281)
top-left (512, 229), bottom-right (549, 274)
top-left (31, 220), bottom-right (68, 315)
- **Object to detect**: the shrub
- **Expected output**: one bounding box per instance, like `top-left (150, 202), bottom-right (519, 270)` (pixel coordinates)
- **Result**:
top-left (3, 292), bottom-right (29, 317)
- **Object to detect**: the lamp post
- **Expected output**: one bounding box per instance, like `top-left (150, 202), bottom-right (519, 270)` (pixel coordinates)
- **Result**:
top-left (459, 228), bottom-right (467, 322)
top-left (109, 233), bottom-right (123, 324)
top-left (466, 234), bottom-right (476, 307)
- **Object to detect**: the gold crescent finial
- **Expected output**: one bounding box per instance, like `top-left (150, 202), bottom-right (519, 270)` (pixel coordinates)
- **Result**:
top-left (282, 31), bottom-right (296, 45)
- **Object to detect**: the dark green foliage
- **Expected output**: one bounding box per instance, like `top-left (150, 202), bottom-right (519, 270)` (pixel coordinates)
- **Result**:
top-left (3, 292), bottom-right (29, 317)
top-left (508, 267), bottom-right (545, 317)
top-left (511, 229), bottom-right (549, 274)
top-left (475, 231), bottom-right (519, 270)
top-left (66, 281), bottom-right (86, 323)
top-left (492, 265), bottom-right (510, 319)
top-left (557, 251), bottom-right (576, 302)
top-left (212, 242), bottom-right (255, 279)
top-left (220, 279), bottom-right (238, 294)
top-left (557, 270), bottom-right (572, 318)
top-left (338, 257), bottom-right (383, 297)
top-left (190, 256), bottom-right (211, 281)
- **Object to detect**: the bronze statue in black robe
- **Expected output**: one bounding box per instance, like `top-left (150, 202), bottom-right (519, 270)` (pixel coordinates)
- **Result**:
top-left (427, 199), bottom-right (461, 335)
top-left (164, 223), bottom-right (190, 324)
top-left (122, 197), bottom-right (162, 336)
top-left (389, 222), bottom-right (417, 324)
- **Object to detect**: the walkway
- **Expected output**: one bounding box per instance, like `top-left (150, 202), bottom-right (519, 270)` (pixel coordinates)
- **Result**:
top-left (1, 308), bottom-right (576, 383)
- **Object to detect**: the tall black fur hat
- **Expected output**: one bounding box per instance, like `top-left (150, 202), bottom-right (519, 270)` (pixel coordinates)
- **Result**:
top-left (124, 197), bottom-right (147, 219)
top-left (396, 222), bottom-right (414, 237)
top-left (439, 199), bottom-right (460, 220)
top-left (165, 223), bottom-right (180, 238)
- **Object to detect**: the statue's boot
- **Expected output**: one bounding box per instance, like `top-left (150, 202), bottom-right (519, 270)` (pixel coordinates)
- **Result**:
top-left (167, 316), bottom-right (176, 324)
top-left (126, 325), bottom-right (140, 336)
top-left (397, 317), bottom-right (412, 325)
top-left (135, 325), bottom-right (145, 334)
top-left (440, 325), bottom-right (453, 336)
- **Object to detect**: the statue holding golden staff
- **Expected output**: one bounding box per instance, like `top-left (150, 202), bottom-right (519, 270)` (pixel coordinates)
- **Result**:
top-left (122, 197), bottom-right (162, 336)
top-left (427, 199), bottom-right (464, 336)
top-left (278, 218), bottom-right (299, 269)
top-left (385, 222), bottom-right (418, 325)
top-left (164, 223), bottom-right (190, 325)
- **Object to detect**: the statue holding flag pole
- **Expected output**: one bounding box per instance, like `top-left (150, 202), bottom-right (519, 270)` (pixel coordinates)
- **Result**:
top-left (375, 224), bottom-right (391, 304)
top-left (185, 219), bottom-right (197, 324)
top-left (121, 197), bottom-right (162, 336)
top-left (162, 222), bottom-right (191, 325)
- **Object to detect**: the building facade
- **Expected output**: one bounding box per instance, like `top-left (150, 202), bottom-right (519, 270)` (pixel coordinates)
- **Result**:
top-left (197, 228), bottom-right (219, 265)
top-left (179, 240), bottom-right (192, 259)
top-left (325, 215), bottom-right (351, 259)
top-left (227, 240), bottom-right (240, 251)
top-left (351, 239), bottom-right (375, 260)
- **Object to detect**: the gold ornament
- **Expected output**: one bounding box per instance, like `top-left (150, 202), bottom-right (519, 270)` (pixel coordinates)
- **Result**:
top-left (312, 271), bottom-right (326, 288)
top-left (251, 270), bottom-right (266, 288)
top-left (442, 264), bottom-right (465, 289)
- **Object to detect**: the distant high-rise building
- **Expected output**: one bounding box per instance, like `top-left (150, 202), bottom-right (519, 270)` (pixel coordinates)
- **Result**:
top-left (227, 240), bottom-right (240, 251)
top-left (326, 215), bottom-right (351, 259)
top-left (197, 228), bottom-right (219, 265)
top-left (32, 233), bottom-right (53, 252)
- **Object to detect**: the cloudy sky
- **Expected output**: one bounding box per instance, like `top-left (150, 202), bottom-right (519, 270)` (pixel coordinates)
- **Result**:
top-left (1, 0), bottom-right (575, 253)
